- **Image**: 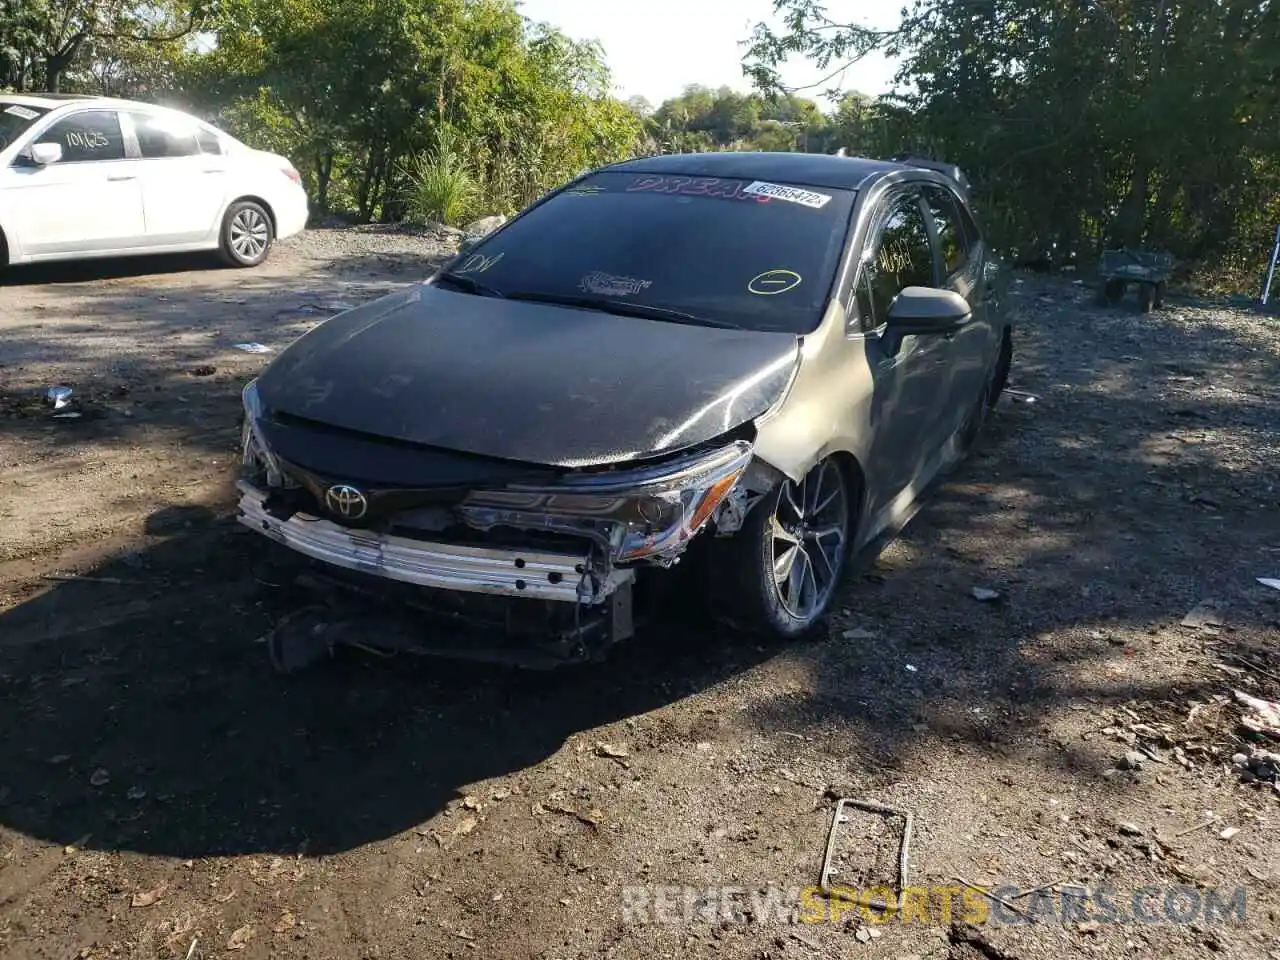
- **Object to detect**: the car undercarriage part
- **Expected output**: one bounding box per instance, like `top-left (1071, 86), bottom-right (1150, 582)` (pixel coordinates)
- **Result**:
top-left (819, 798), bottom-right (914, 909)
top-left (264, 567), bottom-right (637, 672)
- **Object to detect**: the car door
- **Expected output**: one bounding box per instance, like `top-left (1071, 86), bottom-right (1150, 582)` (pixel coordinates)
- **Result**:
top-left (921, 184), bottom-right (996, 442)
top-left (854, 185), bottom-right (951, 507)
top-left (4, 109), bottom-right (145, 256)
top-left (126, 111), bottom-right (228, 244)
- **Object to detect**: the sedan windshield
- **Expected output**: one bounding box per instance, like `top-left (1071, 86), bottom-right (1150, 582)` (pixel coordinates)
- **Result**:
top-left (0, 101), bottom-right (49, 151)
top-left (443, 169), bottom-right (856, 334)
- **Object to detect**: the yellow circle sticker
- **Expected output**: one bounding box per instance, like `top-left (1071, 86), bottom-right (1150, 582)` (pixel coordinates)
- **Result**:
top-left (748, 269), bottom-right (802, 295)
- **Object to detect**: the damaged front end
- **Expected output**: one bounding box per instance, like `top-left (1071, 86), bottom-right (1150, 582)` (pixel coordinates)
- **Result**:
top-left (237, 380), bottom-right (771, 666)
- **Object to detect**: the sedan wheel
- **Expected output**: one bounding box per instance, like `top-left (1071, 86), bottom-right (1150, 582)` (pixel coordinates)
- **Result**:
top-left (770, 460), bottom-right (848, 620)
top-left (712, 457), bottom-right (853, 639)
top-left (219, 201), bottom-right (274, 267)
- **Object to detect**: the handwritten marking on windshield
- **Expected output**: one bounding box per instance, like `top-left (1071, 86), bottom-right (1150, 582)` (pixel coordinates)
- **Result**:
top-left (748, 270), bottom-right (803, 295)
top-left (579, 271), bottom-right (652, 297)
top-left (455, 252), bottom-right (503, 274)
top-left (625, 175), bottom-right (770, 203)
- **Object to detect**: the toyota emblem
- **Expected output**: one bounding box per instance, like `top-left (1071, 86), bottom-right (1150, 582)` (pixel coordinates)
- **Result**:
top-left (324, 484), bottom-right (368, 520)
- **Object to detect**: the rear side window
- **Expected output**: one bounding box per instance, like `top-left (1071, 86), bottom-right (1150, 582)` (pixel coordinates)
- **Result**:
top-left (856, 191), bottom-right (935, 330)
top-left (129, 112), bottom-right (199, 158)
top-left (36, 111), bottom-right (126, 162)
top-left (196, 127), bottom-right (222, 155)
top-left (923, 185), bottom-right (968, 277)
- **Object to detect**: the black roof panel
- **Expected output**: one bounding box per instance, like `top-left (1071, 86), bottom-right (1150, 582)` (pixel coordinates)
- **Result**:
top-left (606, 151), bottom-right (906, 191)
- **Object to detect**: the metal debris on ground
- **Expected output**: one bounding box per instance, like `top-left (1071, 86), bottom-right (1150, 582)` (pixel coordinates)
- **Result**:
top-left (234, 342), bottom-right (272, 354)
top-left (1004, 388), bottom-right (1039, 403)
top-left (819, 798), bottom-right (914, 904)
top-left (971, 587), bottom-right (1002, 602)
top-left (46, 385), bottom-right (73, 409)
top-left (1257, 578), bottom-right (1280, 592)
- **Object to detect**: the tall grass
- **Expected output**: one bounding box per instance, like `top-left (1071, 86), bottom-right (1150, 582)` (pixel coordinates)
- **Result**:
top-left (402, 126), bottom-right (478, 227)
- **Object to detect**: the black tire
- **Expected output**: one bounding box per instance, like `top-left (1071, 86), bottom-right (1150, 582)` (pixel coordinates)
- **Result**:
top-left (219, 200), bottom-right (274, 268)
top-left (1138, 282), bottom-right (1154, 313)
top-left (710, 457), bottom-right (855, 640)
top-left (1104, 279), bottom-right (1125, 304)
top-left (1154, 281), bottom-right (1166, 309)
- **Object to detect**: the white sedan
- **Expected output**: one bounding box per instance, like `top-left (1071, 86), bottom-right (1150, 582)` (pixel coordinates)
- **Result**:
top-left (0, 93), bottom-right (309, 269)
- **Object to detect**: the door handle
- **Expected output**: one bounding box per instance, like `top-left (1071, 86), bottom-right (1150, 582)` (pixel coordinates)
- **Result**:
top-left (106, 174), bottom-right (136, 181)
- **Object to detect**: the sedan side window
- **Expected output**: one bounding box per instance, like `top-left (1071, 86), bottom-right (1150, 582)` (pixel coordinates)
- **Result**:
top-left (129, 112), bottom-right (200, 159)
top-left (195, 127), bottom-right (223, 155)
top-left (35, 111), bottom-right (126, 163)
top-left (923, 185), bottom-right (968, 278)
top-left (855, 191), bottom-right (935, 331)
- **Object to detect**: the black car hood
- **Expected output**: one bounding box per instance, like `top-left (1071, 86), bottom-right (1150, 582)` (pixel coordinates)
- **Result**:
top-left (254, 284), bottom-right (800, 468)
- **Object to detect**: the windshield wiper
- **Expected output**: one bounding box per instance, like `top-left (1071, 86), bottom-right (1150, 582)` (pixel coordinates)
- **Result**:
top-left (502, 292), bottom-right (741, 329)
top-left (432, 272), bottom-right (506, 298)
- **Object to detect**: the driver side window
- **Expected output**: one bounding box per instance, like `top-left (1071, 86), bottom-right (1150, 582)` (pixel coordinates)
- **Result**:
top-left (35, 111), bottom-right (126, 163)
top-left (855, 191), bottom-right (935, 331)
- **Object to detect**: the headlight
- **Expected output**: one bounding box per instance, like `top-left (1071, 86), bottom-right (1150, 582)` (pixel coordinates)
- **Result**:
top-left (461, 441), bottom-right (753, 563)
top-left (241, 379), bottom-right (284, 486)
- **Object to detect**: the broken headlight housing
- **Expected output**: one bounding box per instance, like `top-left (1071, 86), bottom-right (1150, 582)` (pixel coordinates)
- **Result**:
top-left (240, 379), bottom-right (284, 487)
top-left (460, 441), bottom-right (754, 564)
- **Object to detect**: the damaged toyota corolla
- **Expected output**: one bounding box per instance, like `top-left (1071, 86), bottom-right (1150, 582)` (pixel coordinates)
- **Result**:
top-left (237, 152), bottom-right (1012, 666)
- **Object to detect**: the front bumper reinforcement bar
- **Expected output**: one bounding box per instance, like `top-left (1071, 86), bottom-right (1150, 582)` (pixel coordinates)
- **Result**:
top-left (236, 481), bottom-right (632, 605)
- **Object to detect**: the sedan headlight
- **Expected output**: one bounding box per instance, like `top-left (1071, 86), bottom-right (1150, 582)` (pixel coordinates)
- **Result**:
top-left (461, 441), bottom-right (754, 563)
top-left (241, 379), bottom-right (284, 486)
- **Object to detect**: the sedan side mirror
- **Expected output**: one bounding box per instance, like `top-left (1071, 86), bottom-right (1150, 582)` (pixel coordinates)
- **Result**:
top-left (29, 142), bottom-right (63, 165)
top-left (886, 286), bottom-right (971, 335)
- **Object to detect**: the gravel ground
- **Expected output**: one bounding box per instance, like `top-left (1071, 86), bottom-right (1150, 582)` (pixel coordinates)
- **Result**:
top-left (1, 229), bottom-right (1278, 960)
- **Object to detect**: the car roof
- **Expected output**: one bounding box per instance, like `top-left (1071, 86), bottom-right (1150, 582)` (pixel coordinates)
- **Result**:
top-left (604, 151), bottom-right (914, 192)
top-left (1, 92), bottom-right (188, 114)
top-left (0, 93), bottom-right (98, 108)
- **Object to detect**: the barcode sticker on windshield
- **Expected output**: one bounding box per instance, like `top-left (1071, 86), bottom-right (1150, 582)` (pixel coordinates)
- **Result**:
top-left (741, 181), bottom-right (832, 209)
top-left (3, 105), bottom-right (39, 120)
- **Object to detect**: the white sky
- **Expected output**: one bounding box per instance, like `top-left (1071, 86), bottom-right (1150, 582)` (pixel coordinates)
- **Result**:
top-left (515, 0), bottom-right (901, 106)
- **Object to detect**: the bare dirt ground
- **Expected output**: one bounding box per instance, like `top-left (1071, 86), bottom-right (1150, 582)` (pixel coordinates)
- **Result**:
top-left (1, 230), bottom-right (1278, 960)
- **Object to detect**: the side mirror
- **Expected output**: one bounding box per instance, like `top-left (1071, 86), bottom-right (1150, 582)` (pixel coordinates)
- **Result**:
top-left (886, 286), bottom-right (971, 335)
top-left (29, 142), bottom-right (63, 165)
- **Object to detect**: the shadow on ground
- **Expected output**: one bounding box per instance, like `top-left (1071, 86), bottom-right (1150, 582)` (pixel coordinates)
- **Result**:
top-left (0, 514), bottom-right (779, 858)
top-left (0, 252), bottom-right (228, 287)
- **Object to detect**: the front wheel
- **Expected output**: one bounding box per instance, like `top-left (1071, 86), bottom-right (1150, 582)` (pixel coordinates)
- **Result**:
top-left (711, 457), bottom-right (853, 639)
top-left (219, 200), bottom-right (274, 268)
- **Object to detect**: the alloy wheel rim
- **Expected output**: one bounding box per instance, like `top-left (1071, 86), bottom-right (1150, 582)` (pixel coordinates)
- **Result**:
top-left (230, 209), bottom-right (269, 260)
top-left (770, 459), bottom-right (848, 620)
